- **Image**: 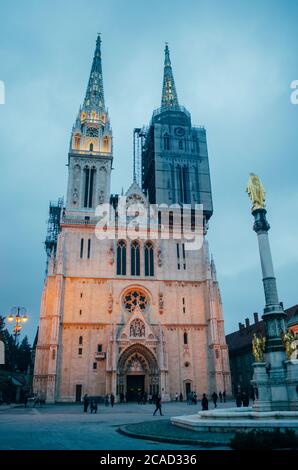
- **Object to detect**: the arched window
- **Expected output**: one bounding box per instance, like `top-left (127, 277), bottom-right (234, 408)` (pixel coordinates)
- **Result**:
top-left (74, 133), bottom-right (81, 150)
top-left (89, 143), bottom-right (94, 151)
top-left (79, 336), bottom-right (83, 345)
top-left (164, 133), bottom-right (170, 150)
top-left (178, 139), bottom-right (183, 150)
top-left (103, 136), bottom-right (109, 152)
top-left (192, 136), bottom-right (198, 153)
top-left (131, 240), bottom-right (140, 276)
top-left (144, 241), bottom-right (154, 276)
top-left (83, 166), bottom-right (96, 208)
top-left (183, 332), bottom-right (188, 345)
top-left (117, 240), bottom-right (126, 275)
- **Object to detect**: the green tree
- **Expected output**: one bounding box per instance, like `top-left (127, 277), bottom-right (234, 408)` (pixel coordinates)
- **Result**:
top-left (16, 336), bottom-right (32, 372)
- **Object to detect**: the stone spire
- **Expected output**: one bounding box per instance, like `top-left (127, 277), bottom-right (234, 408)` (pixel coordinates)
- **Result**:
top-left (83, 34), bottom-right (105, 112)
top-left (161, 43), bottom-right (179, 109)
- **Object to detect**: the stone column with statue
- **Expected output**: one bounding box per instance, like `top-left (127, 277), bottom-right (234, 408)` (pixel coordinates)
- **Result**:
top-left (247, 173), bottom-right (298, 411)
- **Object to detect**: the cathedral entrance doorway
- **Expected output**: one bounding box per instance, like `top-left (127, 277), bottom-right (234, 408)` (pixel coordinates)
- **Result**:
top-left (117, 344), bottom-right (159, 402)
top-left (126, 375), bottom-right (145, 402)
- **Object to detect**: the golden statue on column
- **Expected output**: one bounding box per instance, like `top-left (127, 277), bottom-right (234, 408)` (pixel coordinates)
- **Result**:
top-left (246, 173), bottom-right (266, 212)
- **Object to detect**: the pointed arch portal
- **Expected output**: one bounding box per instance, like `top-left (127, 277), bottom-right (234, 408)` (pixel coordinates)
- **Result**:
top-left (117, 343), bottom-right (159, 401)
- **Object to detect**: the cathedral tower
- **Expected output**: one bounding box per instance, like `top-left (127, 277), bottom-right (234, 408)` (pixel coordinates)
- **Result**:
top-left (142, 44), bottom-right (213, 224)
top-left (66, 35), bottom-right (112, 215)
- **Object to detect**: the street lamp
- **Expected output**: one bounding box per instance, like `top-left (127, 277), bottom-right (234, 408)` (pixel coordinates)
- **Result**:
top-left (6, 307), bottom-right (29, 368)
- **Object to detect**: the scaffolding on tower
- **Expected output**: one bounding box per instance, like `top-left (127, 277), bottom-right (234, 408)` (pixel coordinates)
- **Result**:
top-left (133, 127), bottom-right (147, 187)
top-left (44, 198), bottom-right (63, 275)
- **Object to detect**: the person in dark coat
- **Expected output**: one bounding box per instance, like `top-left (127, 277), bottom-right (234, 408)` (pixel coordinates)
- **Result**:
top-left (219, 391), bottom-right (222, 403)
top-left (153, 395), bottom-right (163, 416)
top-left (212, 392), bottom-right (218, 408)
top-left (179, 392), bottom-right (183, 402)
top-left (236, 393), bottom-right (242, 407)
top-left (242, 391), bottom-right (249, 407)
top-left (83, 394), bottom-right (89, 413)
top-left (223, 390), bottom-right (226, 402)
top-left (201, 393), bottom-right (208, 411)
top-left (110, 393), bottom-right (115, 408)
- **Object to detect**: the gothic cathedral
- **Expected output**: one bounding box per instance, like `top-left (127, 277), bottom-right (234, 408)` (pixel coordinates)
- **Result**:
top-left (33, 36), bottom-right (231, 403)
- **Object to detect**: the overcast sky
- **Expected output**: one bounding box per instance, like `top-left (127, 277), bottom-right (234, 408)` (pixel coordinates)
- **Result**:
top-left (0, 0), bottom-right (297, 343)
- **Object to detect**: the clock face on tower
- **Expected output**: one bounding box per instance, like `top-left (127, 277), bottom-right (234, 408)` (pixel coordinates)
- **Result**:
top-left (86, 127), bottom-right (99, 137)
top-left (175, 127), bottom-right (185, 136)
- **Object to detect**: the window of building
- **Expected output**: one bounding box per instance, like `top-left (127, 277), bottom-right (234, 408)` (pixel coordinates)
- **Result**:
top-left (89, 143), bottom-right (94, 151)
top-left (93, 362), bottom-right (97, 370)
top-left (74, 134), bottom-right (81, 150)
top-left (169, 211), bottom-right (173, 236)
top-left (87, 238), bottom-right (91, 259)
top-left (183, 332), bottom-right (188, 345)
top-left (178, 139), bottom-right (183, 150)
top-left (164, 133), bottom-right (170, 150)
top-left (79, 309), bottom-right (82, 316)
top-left (78, 348), bottom-right (83, 356)
top-left (52, 350), bottom-right (56, 360)
top-left (192, 136), bottom-right (198, 152)
top-left (97, 344), bottom-right (102, 353)
top-left (182, 243), bottom-right (186, 270)
top-left (79, 336), bottom-right (83, 345)
top-left (131, 240), bottom-right (140, 276)
top-left (176, 243), bottom-right (180, 270)
top-left (116, 240), bottom-right (126, 275)
top-left (144, 241), bottom-right (154, 276)
top-left (123, 289), bottom-right (148, 313)
top-left (103, 136), bottom-right (109, 152)
top-left (83, 167), bottom-right (96, 208)
top-left (80, 238), bottom-right (84, 258)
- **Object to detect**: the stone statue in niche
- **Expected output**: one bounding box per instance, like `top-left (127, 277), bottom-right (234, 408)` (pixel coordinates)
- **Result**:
top-left (108, 245), bottom-right (114, 265)
top-left (99, 190), bottom-right (105, 203)
top-left (159, 292), bottom-right (164, 314)
top-left (72, 188), bottom-right (79, 204)
top-left (130, 319), bottom-right (145, 338)
top-left (157, 247), bottom-right (163, 267)
top-left (107, 293), bottom-right (113, 314)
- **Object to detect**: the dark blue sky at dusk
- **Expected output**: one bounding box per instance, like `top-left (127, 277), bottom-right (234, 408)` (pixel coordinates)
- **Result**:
top-left (0, 0), bottom-right (297, 342)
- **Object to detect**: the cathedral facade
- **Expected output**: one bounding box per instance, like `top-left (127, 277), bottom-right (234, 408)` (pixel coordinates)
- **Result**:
top-left (33, 36), bottom-right (231, 403)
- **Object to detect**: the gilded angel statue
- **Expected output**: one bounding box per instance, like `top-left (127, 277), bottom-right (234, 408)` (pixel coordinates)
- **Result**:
top-left (281, 329), bottom-right (297, 359)
top-left (252, 333), bottom-right (266, 362)
top-left (246, 173), bottom-right (266, 212)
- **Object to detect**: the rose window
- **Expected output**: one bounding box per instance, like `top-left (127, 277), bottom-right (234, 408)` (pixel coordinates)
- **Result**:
top-left (123, 290), bottom-right (148, 313)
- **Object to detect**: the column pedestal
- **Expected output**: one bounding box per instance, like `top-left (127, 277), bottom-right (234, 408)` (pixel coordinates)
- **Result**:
top-left (285, 359), bottom-right (298, 411)
top-left (251, 362), bottom-right (271, 412)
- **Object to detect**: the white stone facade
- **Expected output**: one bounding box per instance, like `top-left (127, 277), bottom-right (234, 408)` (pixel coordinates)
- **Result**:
top-left (33, 37), bottom-right (231, 403)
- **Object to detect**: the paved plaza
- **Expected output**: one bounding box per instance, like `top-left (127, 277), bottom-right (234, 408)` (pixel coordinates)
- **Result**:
top-left (0, 401), bottom-right (234, 450)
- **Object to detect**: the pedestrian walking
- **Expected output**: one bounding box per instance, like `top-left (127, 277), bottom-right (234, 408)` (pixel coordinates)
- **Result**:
top-left (223, 390), bottom-right (226, 402)
top-left (175, 392), bottom-right (179, 402)
top-left (83, 393), bottom-right (89, 413)
top-left (201, 393), bottom-right (208, 411)
top-left (153, 395), bottom-right (163, 416)
top-left (179, 392), bottom-right (183, 402)
top-left (193, 392), bottom-right (197, 405)
top-left (219, 391), bottom-right (222, 403)
top-left (212, 392), bottom-right (218, 408)
top-left (90, 400), bottom-right (95, 413)
top-left (110, 393), bottom-right (115, 408)
top-left (236, 393), bottom-right (242, 407)
top-left (23, 394), bottom-right (28, 409)
top-left (242, 391), bottom-right (249, 407)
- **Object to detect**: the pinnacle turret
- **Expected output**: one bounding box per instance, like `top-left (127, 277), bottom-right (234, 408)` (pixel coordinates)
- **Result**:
top-left (83, 34), bottom-right (105, 112)
top-left (161, 43), bottom-right (179, 109)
